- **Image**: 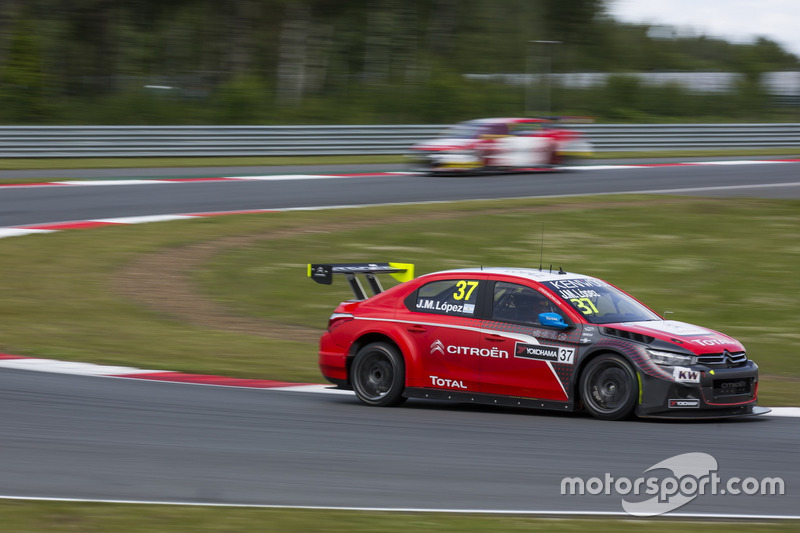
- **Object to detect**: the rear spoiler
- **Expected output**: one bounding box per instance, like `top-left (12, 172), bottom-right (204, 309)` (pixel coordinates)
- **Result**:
top-left (307, 262), bottom-right (415, 300)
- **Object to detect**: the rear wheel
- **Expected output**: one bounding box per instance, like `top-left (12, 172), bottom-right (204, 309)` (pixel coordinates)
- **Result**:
top-left (580, 354), bottom-right (637, 420)
top-left (351, 342), bottom-right (407, 407)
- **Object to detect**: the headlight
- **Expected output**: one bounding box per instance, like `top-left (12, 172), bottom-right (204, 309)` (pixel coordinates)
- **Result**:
top-left (646, 349), bottom-right (695, 366)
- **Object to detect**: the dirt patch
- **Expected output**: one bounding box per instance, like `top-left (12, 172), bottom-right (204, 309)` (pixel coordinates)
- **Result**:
top-left (115, 230), bottom-right (326, 342)
top-left (113, 198), bottom-right (689, 341)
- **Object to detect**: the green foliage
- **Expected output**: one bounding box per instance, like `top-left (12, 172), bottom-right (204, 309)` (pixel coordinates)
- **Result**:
top-left (0, 17), bottom-right (51, 122)
top-left (208, 75), bottom-right (274, 124)
top-left (0, 1), bottom-right (797, 124)
top-left (541, 0), bottom-right (606, 44)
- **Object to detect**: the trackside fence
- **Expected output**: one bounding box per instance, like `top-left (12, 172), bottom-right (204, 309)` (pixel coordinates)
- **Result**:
top-left (0, 123), bottom-right (798, 158)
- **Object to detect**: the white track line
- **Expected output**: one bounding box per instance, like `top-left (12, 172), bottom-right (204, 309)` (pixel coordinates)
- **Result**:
top-left (231, 174), bottom-right (349, 181)
top-left (692, 160), bottom-right (785, 165)
top-left (0, 357), bottom-right (163, 376)
top-left (764, 407), bottom-right (800, 417)
top-left (0, 228), bottom-right (55, 238)
top-left (0, 495), bottom-right (796, 519)
top-left (92, 214), bottom-right (197, 224)
top-left (58, 179), bottom-right (175, 186)
top-left (272, 384), bottom-right (355, 395)
top-left (572, 164), bottom-right (648, 170)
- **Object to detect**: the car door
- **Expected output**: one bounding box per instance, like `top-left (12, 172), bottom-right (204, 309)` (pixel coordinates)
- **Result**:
top-left (495, 134), bottom-right (551, 167)
top-left (479, 280), bottom-right (579, 401)
top-left (400, 276), bottom-right (488, 392)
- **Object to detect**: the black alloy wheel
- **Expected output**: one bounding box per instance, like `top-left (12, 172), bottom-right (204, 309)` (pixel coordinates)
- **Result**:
top-left (580, 354), bottom-right (638, 420)
top-left (351, 342), bottom-right (407, 407)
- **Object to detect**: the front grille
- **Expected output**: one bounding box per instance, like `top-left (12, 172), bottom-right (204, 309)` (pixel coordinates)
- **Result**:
top-left (697, 351), bottom-right (747, 367)
top-left (713, 377), bottom-right (753, 398)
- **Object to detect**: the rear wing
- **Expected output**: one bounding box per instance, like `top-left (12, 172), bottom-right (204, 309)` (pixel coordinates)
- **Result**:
top-left (307, 262), bottom-right (415, 300)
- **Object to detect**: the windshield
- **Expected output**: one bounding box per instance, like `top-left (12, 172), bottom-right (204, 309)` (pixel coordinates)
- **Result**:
top-left (541, 278), bottom-right (660, 325)
top-left (439, 123), bottom-right (481, 139)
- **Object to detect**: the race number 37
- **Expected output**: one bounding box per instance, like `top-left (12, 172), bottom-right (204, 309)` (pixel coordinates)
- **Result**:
top-left (570, 297), bottom-right (598, 315)
top-left (453, 280), bottom-right (479, 301)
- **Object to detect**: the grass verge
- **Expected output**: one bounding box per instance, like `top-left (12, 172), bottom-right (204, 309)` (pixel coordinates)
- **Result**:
top-left (0, 155), bottom-right (405, 171)
top-left (0, 195), bottom-right (798, 405)
top-left (0, 147), bottom-right (797, 174)
top-left (2, 501), bottom-right (798, 532)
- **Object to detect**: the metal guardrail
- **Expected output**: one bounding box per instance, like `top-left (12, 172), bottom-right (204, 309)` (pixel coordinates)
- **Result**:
top-left (577, 123), bottom-right (800, 152)
top-left (0, 123), bottom-right (798, 158)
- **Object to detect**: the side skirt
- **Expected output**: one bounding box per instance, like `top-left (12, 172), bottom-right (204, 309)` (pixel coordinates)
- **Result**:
top-left (404, 387), bottom-right (575, 413)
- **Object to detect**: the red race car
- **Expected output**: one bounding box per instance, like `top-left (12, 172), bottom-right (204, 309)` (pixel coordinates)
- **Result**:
top-left (408, 117), bottom-right (592, 174)
top-left (308, 262), bottom-right (767, 420)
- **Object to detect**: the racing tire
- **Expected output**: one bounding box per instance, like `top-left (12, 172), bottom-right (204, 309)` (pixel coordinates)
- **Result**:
top-left (555, 155), bottom-right (575, 170)
top-left (580, 354), bottom-right (638, 420)
top-left (351, 342), bottom-right (407, 407)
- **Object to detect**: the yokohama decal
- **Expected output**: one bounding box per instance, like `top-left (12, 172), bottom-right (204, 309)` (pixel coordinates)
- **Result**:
top-left (514, 342), bottom-right (575, 365)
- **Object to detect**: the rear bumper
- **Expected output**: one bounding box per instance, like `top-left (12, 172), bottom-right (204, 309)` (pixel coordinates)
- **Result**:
top-left (319, 349), bottom-right (348, 383)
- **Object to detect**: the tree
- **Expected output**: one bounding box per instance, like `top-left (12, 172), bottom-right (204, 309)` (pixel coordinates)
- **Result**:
top-left (0, 16), bottom-right (50, 121)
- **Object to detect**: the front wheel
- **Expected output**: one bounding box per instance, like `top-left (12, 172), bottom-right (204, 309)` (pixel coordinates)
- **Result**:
top-left (554, 154), bottom-right (575, 169)
top-left (351, 342), bottom-right (407, 407)
top-left (580, 354), bottom-right (638, 420)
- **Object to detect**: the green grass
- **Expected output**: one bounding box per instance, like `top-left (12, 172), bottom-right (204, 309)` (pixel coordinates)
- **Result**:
top-left (0, 154), bottom-right (406, 171)
top-left (0, 501), bottom-right (797, 532)
top-left (1, 195), bottom-right (798, 405)
top-left (0, 147), bottom-right (796, 175)
top-left (590, 148), bottom-right (799, 160)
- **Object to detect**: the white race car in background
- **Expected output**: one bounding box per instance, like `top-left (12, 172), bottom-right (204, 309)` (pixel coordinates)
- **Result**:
top-left (409, 117), bottom-right (592, 174)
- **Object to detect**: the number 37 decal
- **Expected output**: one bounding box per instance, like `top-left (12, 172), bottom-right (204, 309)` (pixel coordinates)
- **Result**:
top-left (570, 297), bottom-right (599, 316)
top-left (453, 280), bottom-right (479, 301)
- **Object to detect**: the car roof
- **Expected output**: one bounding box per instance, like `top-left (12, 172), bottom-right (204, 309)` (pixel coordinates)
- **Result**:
top-left (468, 117), bottom-right (550, 125)
top-left (429, 267), bottom-right (600, 283)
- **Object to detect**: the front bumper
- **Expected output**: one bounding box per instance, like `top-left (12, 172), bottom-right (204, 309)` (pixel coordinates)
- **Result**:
top-left (636, 361), bottom-right (767, 419)
top-left (407, 150), bottom-right (484, 173)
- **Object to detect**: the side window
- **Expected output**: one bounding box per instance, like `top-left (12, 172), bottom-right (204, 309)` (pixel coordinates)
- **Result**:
top-left (492, 282), bottom-right (560, 325)
top-left (510, 122), bottom-right (541, 135)
top-left (480, 123), bottom-right (509, 137)
top-left (412, 279), bottom-right (482, 317)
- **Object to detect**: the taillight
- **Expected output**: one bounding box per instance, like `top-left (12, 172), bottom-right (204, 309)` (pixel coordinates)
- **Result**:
top-left (327, 312), bottom-right (354, 331)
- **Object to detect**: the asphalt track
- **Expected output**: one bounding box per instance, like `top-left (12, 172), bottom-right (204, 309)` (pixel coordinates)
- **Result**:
top-left (2, 160), bottom-right (800, 227)
top-left (1, 159), bottom-right (799, 517)
top-left (0, 368), bottom-right (797, 517)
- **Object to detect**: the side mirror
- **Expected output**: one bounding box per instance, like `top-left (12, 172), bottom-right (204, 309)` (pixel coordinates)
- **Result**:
top-left (539, 312), bottom-right (569, 330)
